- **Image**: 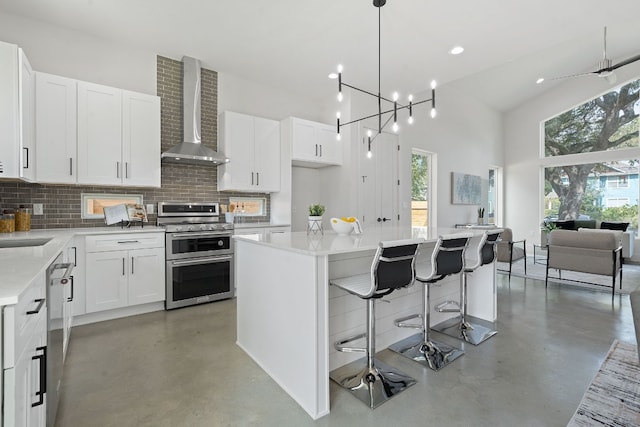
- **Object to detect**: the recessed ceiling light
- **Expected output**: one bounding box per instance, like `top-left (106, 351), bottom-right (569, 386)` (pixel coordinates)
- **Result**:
top-left (449, 46), bottom-right (464, 55)
top-left (536, 78), bottom-right (545, 84)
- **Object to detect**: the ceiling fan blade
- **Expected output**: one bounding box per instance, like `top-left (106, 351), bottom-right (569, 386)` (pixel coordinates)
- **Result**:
top-left (610, 54), bottom-right (640, 71)
top-left (545, 71), bottom-right (597, 82)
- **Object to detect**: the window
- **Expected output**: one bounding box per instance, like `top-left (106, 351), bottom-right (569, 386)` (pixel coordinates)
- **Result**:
top-left (606, 198), bottom-right (630, 208)
top-left (411, 150), bottom-right (431, 227)
top-left (228, 197), bottom-right (266, 217)
top-left (606, 175), bottom-right (629, 188)
top-left (542, 79), bottom-right (640, 229)
top-left (81, 193), bottom-right (143, 219)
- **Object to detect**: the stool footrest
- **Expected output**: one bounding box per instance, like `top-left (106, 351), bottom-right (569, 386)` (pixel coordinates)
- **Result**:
top-left (394, 313), bottom-right (422, 329)
top-left (334, 332), bottom-right (367, 353)
top-left (435, 300), bottom-right (461, 313)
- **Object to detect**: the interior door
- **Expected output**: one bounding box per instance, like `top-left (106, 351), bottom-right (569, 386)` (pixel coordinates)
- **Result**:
top-left (358, 128), bottom-right (399, 228)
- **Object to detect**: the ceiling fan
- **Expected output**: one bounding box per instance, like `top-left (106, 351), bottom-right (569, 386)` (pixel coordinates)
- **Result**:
top-left (536, 27), bottom-right (640, 85)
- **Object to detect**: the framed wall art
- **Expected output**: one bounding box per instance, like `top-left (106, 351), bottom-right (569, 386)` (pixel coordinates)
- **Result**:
top-left (451, 172), bottom-right (481, 205)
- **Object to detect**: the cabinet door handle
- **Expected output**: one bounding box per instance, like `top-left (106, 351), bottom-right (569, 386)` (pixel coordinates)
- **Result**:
top-left (32, 346), bottom-right (46, 407)
top-left (256, 172), bottom-right (259, 186)
top-left (69, 157), bottom-right (73, 176)
top-left (125, 162), bottom-right (129, 179)
top-left (131, 257), bottom-right (135, 275)
top-left (315, 144), bottom-right (318, 156)
top-left (319, 144), bottom-right (323, 157)
top-left (122, 258), bottom-right (126, 276)
top-left (71, 246), bottom-right (78, 266)
top-left (23, 147), bottom-right (29, 169)
top-left (26, 298), bottom-right (45, 315)
top-left (116, 161), bottom-right (120, 178)
top-left (68, 276), bottom-right (74, 302)
top-left (251, 172), bottom-right (254, 185)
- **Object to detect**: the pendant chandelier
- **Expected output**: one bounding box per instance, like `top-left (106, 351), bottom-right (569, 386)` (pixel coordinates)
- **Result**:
top-left (331, 0), bottom-right (437, 157)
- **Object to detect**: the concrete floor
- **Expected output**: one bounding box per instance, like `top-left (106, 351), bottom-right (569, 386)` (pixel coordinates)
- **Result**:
top-left (56, 274), bottom-right (637, 427)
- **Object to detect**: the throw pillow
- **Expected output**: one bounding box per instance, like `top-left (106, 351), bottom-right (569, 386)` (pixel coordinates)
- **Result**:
top-left (555, 220), bottom-right (576, 230)
top-left (600, 221), bottom-right (629, 231)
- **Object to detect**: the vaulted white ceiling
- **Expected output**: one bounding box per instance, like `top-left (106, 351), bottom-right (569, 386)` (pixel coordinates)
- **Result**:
top-left (1, 0), bottom-right (639, 111)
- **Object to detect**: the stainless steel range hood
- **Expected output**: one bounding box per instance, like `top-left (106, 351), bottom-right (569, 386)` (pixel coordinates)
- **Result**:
top-left (161, 56), bottom-right (229, 165)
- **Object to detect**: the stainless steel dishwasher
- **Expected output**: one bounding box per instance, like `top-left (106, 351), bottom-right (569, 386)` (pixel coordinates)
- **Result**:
top-left (46, 253), bottom-right (73, 427)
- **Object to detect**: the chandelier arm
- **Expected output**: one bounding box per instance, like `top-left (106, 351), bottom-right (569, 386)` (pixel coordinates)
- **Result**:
top-left (340, 100), bottom-right (432, 128)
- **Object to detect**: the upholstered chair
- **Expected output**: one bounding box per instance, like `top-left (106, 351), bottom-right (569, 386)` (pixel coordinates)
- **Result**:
top-left (496, 227), bottom-right (526, 281)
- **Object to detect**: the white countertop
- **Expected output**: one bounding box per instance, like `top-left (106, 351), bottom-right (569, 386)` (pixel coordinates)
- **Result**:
top-left (0, 226), bottom-right (164, 306)
top-left (233, 226), bottom-right (483, 256)
top-left (233, 222), bottom-right (291, 229)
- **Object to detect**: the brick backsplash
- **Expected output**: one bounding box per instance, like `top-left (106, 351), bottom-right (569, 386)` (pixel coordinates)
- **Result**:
top-left (0, 56), bottom-right (270, 228)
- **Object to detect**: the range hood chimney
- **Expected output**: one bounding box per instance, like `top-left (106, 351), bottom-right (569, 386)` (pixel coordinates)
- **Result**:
top-left (161, 56), bottom-right (229, 165)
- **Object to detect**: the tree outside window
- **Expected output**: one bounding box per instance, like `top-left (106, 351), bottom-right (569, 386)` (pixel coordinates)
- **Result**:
top-left (543, 80), bottom-right (640, 227)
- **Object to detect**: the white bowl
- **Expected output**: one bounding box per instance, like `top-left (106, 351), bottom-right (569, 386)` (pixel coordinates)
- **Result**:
top-left (330, 217), bottom-right (354, 235)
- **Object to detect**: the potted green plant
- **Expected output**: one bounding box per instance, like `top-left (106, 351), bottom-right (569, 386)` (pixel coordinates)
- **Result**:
top-left (308, 204), bottom-right (326, 233)
top-left (477, 207), bottom-right (485, 225)
top-left (540, 221), bottom-right (557, 247)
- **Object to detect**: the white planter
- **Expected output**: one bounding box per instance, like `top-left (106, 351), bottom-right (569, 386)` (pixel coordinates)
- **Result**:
top-left (308, 216), bottom-right (323, 234)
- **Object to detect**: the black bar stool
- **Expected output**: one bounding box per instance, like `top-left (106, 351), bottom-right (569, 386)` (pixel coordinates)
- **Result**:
top-left (432, 229), bottom-right (501, 345)
top-left (329, 238), bottom-right (423, 409)
top-left (388, 233), bottom-right (472, 371)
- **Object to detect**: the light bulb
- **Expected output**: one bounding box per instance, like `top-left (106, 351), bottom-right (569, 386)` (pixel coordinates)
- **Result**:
top-left (408, 116), bottom-right (414, 124)
top-left (367, 129), bottom-right (372, 137)
top-left (408, 94), bottom-right (413, 102)
top-left (536, 78), bottom-right (544, 84)
top-left (336, 133), bottom-right (341, 141)
top-left (337, 92), bottom-right (343, 102)
top-left (431, 80), bottom-right (437, 89)
top-left (367, 150), bottom-right (372, 159)
top-left (337, 64), bottom-right (343, 73)
top-left (393, 92), bottom-right (399, 101)
top-left (336, 111), bottom-right (341, 119)
top-left (430, 108), bottom-right (437, 118)
top-left (392, 122), bottom-right (399, 133)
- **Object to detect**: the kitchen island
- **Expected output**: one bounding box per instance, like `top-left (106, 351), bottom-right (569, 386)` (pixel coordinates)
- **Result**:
top-left (234, 226), bottom-right (499, 419)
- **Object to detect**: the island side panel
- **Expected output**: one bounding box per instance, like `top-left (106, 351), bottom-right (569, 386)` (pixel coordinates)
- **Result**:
top-left (235, 240), bottom-right (329, 419)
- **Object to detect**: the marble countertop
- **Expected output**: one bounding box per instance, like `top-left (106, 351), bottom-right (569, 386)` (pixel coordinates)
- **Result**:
top-left (0, 226), bottom-right (164, 306)
top-left (233, 226), bottom-right (484, 256)
top-left (233, 222), bottom-right (291, 229)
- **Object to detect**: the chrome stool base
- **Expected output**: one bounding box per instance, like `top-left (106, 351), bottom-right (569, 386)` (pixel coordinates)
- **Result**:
top-left (431, 315), bottom-right (498, 346)
top-left (330, 358), bottom-right (417, 409)
top-left (388, 333), bottom-right (464, 371)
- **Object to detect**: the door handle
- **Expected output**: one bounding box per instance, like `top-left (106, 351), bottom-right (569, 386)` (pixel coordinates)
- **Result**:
top-left (32, 346), bottom-right (46, 407)
top-left (23, 147), bottom-right (29, 169)
top-left (122, 258), bottom-right (126, 276)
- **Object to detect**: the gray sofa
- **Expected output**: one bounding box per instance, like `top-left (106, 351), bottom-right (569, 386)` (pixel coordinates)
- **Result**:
top-left (546, 229), bottom-right (623, 298)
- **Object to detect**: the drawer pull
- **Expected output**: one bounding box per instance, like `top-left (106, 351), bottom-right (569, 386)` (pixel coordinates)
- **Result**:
top-left (117, 240), bottom-right (140, 244)
top-left (26, 298), bottom-right (45, 315)
top-left (32, 346), bottom-right (46, 407)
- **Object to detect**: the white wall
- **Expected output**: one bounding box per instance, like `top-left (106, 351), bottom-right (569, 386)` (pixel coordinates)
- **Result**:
top-left (504, 61), bottom-right (640, 249)
top-left (401, 84), bottom-right (504, 227)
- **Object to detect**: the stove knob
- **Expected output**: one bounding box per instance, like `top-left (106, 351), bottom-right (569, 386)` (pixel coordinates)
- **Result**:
top-left (200, 224), bottom-right (206, 230)
top-left (187, 225), bottom-right (194, 231)
top-left (175, 226), bottom-right (183, 231)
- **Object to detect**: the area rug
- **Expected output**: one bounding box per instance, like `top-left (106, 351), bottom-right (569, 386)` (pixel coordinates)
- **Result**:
top-left (496, 258), bottom-right (640, 295)
top-left (567, 340), bottom-right (640, 426)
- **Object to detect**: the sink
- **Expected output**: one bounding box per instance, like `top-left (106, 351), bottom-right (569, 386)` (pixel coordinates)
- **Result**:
top-left (0, 238), bottom-right (52, 248)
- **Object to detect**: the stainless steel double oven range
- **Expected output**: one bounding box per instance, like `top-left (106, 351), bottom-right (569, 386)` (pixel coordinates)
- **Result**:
top-left (158, 202), bottom-right (234, 310)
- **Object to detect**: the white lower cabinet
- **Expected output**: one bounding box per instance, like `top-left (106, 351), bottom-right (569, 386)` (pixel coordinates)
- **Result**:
top-left (3, 270), bottom-right (47, 427)
top-left (84, 233), bottom-right (165, 314)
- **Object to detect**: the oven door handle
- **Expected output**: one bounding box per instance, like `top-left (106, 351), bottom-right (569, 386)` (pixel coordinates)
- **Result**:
top-left (170, 256), bottom-right (233, 266)
top-left (170, 232), bottom-right (230, 238)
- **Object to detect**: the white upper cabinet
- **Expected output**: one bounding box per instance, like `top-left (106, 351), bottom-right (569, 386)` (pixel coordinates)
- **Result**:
top-left (0, 41), bottom-right (35, 181)
top-left (77, 81), bottom-right (122, 185)
top-left (218, 111), bottom-right (280, 192)
top-left (35, 72), bottom-right (77, 184)
top-left (77, 81), bottom-right (160, 187)
top-left (287, 117), bottom-right (342, 168)
top-left (122, 90), bottom-right (161, 187)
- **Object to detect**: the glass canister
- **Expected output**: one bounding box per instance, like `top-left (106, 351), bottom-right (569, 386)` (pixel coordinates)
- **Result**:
top-left (15, 205), bottom-right (31, 231)
top-left (0, 210), bottom-right (15, 233)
